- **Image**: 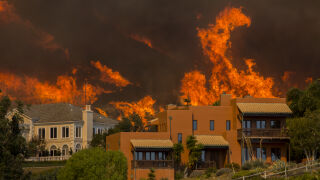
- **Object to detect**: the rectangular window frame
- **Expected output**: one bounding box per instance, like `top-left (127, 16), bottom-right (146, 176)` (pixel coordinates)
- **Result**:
top-left (226, 120), bottom-right (231, 131)
top-left (50, 127), bottom-right (57, 139)
top-left (75, 126), bottom-right (82, 138)
top-left (62, 126), bottom-right (69, 138)
top-left (256, 120), bottom-right (266, 129)
top-left (193, 120), bottom-right (197, 131)
top-left (38, 128), bottom-right (45, 139)
top-left (210, 120), bottom-right (215, 131)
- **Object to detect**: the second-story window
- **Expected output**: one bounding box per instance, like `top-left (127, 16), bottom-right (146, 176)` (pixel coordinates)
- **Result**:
top-left (242, 120), bottom-right (251, 129)
top-left (62, 126), bottom-right (69, 138)
top-left (271, 120), bottom-right (281, 128)
top-left (38, 128), bottom-right (45, 139)
top-left (193, 120), bottom-right (197, 130)
top-left (93, 128), bottom-right (96, 135)
top-left (178, 133), bottom-right (182, 143)
top-left (226, 120), bottom-right (231, 131)
top-left (256, 120), bottom-right (266, 129)
top-left (210, 120), bottom-right (215, 131)
top-left (50, 127), bottom-right (57, 139)
top-left (75, 126), bottom-right (82, 138)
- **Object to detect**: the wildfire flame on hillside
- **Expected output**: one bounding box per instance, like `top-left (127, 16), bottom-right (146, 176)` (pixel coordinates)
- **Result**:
top-left (95, 107), bottom-right (108, 117)
top-left (181, 7), bottom-right (275, 106)
top-left (110, 96), bottom-right (156, 124)
top-left (130, 34), bottom-right (153, 48)
top-left (91, 61), bottom-right (131, 87)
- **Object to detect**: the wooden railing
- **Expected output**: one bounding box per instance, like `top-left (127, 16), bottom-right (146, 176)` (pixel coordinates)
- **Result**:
top-left (196, 161), bottom-right (216, 169)
top-left (237, 128), bottom-right (289, 140)
top-left (131, 160), bottom-right (174, 169)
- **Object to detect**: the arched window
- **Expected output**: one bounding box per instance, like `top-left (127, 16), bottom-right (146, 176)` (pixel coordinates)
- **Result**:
top-left (50, 145), bottom-right (57, 156)
top-left (62, 145), bottom-right (69, 156)
top-left (75, 144), bottom-right (81, 152)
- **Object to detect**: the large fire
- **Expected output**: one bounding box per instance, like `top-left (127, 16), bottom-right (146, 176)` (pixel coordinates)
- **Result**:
top-left (181, 7), bottom-right (275, 106)
top-left (91, 61), bottom-right (131, 88)
top-left (110, 96), bottom-right (156, 124)
top-left (0, 72), bottom-right (110, 104)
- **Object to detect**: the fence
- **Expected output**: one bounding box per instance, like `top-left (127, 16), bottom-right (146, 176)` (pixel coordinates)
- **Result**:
top-left (25, 155), bottom-right (71, 162)
top-left (233, 159), bottom-right (320, 179)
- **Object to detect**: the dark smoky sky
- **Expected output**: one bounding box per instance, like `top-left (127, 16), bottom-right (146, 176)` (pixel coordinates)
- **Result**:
top-left (2, 0), bottom-right (320, 105)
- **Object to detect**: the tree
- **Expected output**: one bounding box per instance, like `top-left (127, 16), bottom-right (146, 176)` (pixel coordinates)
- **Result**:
top-left (186, 136), bottom-right (203, 171)
top-left (287, 110), bottom-right (320, 161)
top-left (90, 132), bottom-right (108, 148)
top-left (147, 168), bottom-right (156, 180)
top-left (173, 143), bottom-right (184, 169)
top-left (0, 96), bottom-right (28, 179)
top-left (27, 136), bottom-right (46, 157)
top-left (58, 147), bottom-right (127, 180)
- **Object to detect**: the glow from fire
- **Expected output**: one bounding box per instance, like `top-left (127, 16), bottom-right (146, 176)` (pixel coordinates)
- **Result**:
top-left (110, 96), bottom-right (156, 124)
top-left (181, 7), bottom-right (275, 106)
top-left (91, 61), bottom-right (131, 87)
top-left (95, 107), bottom-right (108, 117)
top-left (130, 34), bottom-right (153, 48)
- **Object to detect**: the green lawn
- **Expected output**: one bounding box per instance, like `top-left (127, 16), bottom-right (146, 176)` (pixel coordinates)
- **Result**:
top-left (22, 160), bottom-right (66, 168)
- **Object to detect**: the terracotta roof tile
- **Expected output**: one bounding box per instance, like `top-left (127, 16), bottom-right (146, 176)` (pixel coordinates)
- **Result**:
top-left (195, 135), bottom-right (229, 147)
top-left (131, 139), bottom-right (173, 148)
top-left (237, 103), bottom-right (292, 115)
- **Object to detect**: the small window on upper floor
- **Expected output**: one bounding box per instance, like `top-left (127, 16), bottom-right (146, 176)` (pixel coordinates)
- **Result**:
top-left (210, 120), bottom-right (214, 131)
top-left (38, 128), bottom-right (45, 139)
top-left (178, 133), bottom-right (182, 143)
top-left (50, 127), bottom-right (57, 139)
top-left (62, 126), bottom-right (69, 138)
top-left (193, 120), bottom-right (197, 130)
top-left (75, 126), bottom-right (82, 138)
top-left (226, 120), bottom-right (231, 131)
top-left (271, 120), bottom-right (281, 128)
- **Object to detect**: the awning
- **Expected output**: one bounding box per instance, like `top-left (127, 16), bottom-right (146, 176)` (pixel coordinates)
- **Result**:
top-left (237, 103), bottom-right (292, 116)
top-left (195, 135), bottom-right (229, 147)
top-left (131, 139), bottom-right (173, 149)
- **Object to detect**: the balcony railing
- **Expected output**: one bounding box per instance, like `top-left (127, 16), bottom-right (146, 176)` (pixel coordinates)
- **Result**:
top-left (131, 160), bottom-right (174, 169)
top-left (196, 161), bottom-right (216, 169)
top-left (237, 128), bottom-right (289, 140)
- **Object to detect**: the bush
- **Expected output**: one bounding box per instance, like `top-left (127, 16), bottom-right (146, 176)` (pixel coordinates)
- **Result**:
top-left (225, 162), bottom-right (240, 171)
top-left (31, 168), bottom-right (60, 180)
top-left (174, 171), bottom-right (184, 180)
top-left (216, 168), bottom-right (232, 176)
top-left (205, 167), bottom-right (217, 178)
top-left (242, 160), bottom-right (266, 170)
top-left (57, 147), bottom-right (127, 180)
top-left (269, 160), bottom-right (286, 172)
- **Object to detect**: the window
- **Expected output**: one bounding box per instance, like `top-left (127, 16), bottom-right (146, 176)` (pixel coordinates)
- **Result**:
top-left (256, 147), bottom-right (267, 161)
top-left (256, 121), bottom-right (266, 129)
top-left (75, 126), bottom-right (82, 138)
top-left (242, 147), bottom-right (250, 162)
top-left (226, 120), bottom-right (231, 131)
top-left (151, 152), bottom-right (155, 160)
top-left (178, 133), bottom-right (182, 143)
top-left (98, 128), bottom-right (102, 135)
top-left (138, 152), bottom-right (143, 160)
top-left (158, 152), bottom-right (163, 160)
top-left (50, 127), bottom-right (57, 138)
top-left (75, 144), bottom-right (81, 152)
top-left (271, 148), bottom-right (281, 161)
top-left (210, 120), bottom-right (214, 131)
top-left (93, 128), bottom-right (96, 135)
top-left (193, 120), bottom-right (197, 130)
top-left (242, 120), bottom-right (251, 129)
top-left (38, 128), bottom-right (45, 139)
top-left (62, 126), bottom-right (69, 138)
top-left (146, 152), bottom-right (151, 160)
top-left (271, 120), bottom-right (281, 128)
top-left (201, 150), bottom-right (205, 162)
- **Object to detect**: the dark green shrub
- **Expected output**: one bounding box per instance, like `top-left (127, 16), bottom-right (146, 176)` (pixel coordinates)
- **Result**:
top-left (205, 167), bottom-right (217, 178)
top-left (225, 162), bottom-right (240, 171)
top-left (216, 168), bottom-right (232, 176)
top-left (147, 168), bottom-right (156, 180)
top-left (57, 147), bottom-right (127, 180)
top-left (31, 168), bottom-right (60, 180)
top-left (174, 171), bottom-right (184, 180)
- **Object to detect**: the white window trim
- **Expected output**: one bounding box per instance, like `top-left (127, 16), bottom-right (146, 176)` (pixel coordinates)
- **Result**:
top-left (75, 126), bottom-right (82, 138)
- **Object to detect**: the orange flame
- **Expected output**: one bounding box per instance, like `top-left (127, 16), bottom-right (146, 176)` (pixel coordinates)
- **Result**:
top-left (91, 61), bottom-right (131, 87)
top-left (181, 7), bottom-right (275, 105)
top-left (305, 77), bottom-right (313, 84)
top-left (95, 107), bottom-right (108, 117)
top-left (0, 72), bottom-right (111, 104)
top-left (110, 96), bottom-right (156, 124)
top-left (130, 34), bottom-right (153, 48)
top-left (281, 71), bottom-right (294, 82)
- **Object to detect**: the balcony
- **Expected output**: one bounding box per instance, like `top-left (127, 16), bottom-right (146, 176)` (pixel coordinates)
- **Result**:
top-left (195, 161), bottom-right (216, 170)
top-left (237, 128), bottom-right (289, 140)
top-left (131, 160), bottom-right (174, 169)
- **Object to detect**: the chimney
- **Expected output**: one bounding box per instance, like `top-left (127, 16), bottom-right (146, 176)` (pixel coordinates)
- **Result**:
top-left (82, 105), bottom-right (93, 148)
top-left (220, 93), bottom-right (232, 106)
